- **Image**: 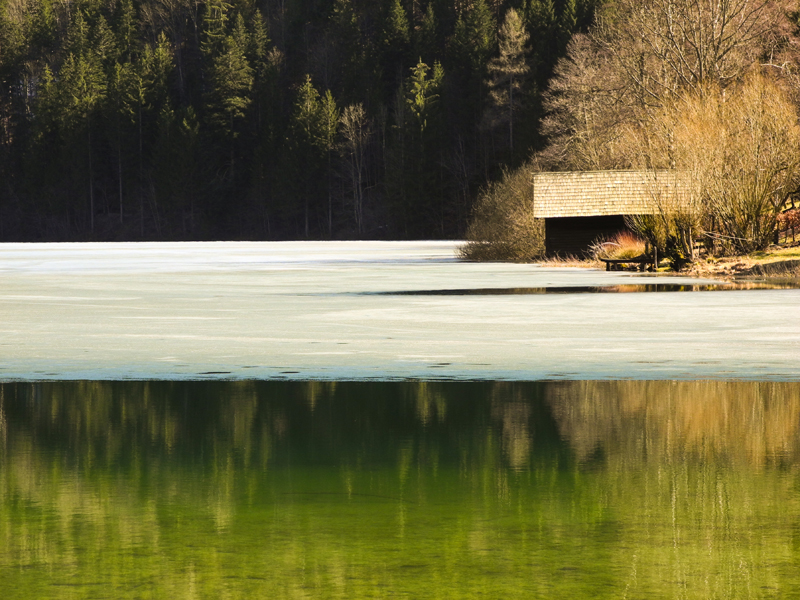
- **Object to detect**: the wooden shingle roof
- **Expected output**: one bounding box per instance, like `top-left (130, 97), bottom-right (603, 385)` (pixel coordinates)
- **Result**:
top-left (532, 170), bottom-right (691, 219)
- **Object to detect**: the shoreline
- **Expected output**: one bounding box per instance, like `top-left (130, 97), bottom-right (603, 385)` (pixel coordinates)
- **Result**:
top-left (537, 251), bottom-right (800, 283)
top-left (687, 255), bottom-right (800, 281)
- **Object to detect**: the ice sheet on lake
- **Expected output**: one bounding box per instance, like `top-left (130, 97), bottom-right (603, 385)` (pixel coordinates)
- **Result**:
top-left (1, 241), bottom-right (798, 381)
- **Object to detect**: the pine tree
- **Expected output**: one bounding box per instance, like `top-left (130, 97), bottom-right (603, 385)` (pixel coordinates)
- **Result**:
top-left (406, 60), bottom-right (443, 136)
top-left (249, 10), bottom-right (271, 85)
top-left (57, 10), bottom-right (109, 233)
top-left (244, 9), bottom-right (283, 230)
top-left (378, 0), bottom-right (411, 101)
top-left (559, 0), bottom-right (578, 52)
top-left (203, 0), bottom-right (232, 55)
top-left (133, 34), bottom-right (173, 236)
top-left (292, 75), bottom-right (325, 156)
top-left (398, 59), bottom-right (446, 236)
top-left (105, 60), bottom-right (137, 224)
top-left (151, 106), bottom-right (201, 234)
top-left (0, 0), bottom-right (23, 197)
top-left (414, 4), bottom-right (438, 64)
top-left (451, 0), bottom-right (496, 75)
top-left (92, 15), bottom-right (118, 67)
top-left (319, 90), bottom-right (340, 237)
top-left (114, 0), bottom-right (137, 61)
top-left (206, 14), bottom-right (253, 180)
top-left (525, 0), bottom-right (558, 86)
top-left (289, 75), bottom-right (328, 237)
top-left (486, 8), bottom-right (529, 155)
top-left (330, 0), bottom-right (366, 103)
top-left (448, 0), bottom-right (497, 151)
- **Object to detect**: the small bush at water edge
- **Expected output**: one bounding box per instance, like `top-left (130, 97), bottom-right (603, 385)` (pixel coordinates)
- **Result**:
top-left (460, 166), bottom-right (545, 261)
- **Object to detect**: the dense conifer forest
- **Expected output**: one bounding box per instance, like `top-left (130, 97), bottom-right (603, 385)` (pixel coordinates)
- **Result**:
top-left (0, 0), bottom-right (597, 241)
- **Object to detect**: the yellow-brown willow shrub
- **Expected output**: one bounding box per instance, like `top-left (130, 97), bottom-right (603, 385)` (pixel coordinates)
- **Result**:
top-left (640, 73), bottom-right (800, 254)
top-left (460, 165), bottom-right (545, 261)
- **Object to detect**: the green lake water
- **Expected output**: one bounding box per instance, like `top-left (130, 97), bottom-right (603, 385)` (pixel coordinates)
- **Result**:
top-left (2, 380), bottom-right (800, 599)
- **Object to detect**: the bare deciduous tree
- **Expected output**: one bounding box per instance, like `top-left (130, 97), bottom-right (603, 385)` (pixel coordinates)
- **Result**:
top-left (597, 0), bottom-right (781, 104)
top-left (541, 0), bottom-right (794, 171)
top-left (541, 33), bottom-right (634, 170)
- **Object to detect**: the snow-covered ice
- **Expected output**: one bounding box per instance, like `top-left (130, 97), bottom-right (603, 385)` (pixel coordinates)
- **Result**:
top-left (1, 241), bottom-right (798, 381)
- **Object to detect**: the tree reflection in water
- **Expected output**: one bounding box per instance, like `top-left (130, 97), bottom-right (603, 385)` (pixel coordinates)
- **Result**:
top-left (1, 381), bottom-right (799, 598)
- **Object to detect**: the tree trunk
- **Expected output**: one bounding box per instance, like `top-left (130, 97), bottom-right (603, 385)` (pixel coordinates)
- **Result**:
top-left (139, 100), bottom-right (144, 238)
top-left (230, 111), bottom-right (235, 181)
top-left (88, 125), bottom-right (94, 234)
top-left (305, 196), bottom-right (309, 239)
top-left (328, 152), bottom-right (333, 238)
top-left (509, 75), bottom-right (514, 157)
top-left (118, 144), bottom-right (124, 225)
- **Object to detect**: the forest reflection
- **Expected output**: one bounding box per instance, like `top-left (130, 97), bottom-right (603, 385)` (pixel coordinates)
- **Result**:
top-left (1, 380), bottom-right (799, 598)
top-left (548, 380), bottom-right (800, 466)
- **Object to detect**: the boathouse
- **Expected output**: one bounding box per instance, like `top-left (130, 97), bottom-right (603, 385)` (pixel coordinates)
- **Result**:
top-left (532, 170), bottom-right (691, 256)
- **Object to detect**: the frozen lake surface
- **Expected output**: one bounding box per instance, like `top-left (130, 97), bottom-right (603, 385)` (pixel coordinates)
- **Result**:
top-left (1, 241), bottom-right (798, 381)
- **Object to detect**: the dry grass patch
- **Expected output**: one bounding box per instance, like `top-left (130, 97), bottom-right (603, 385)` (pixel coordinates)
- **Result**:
top-left (590, 231), bottom-right (647, 260)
